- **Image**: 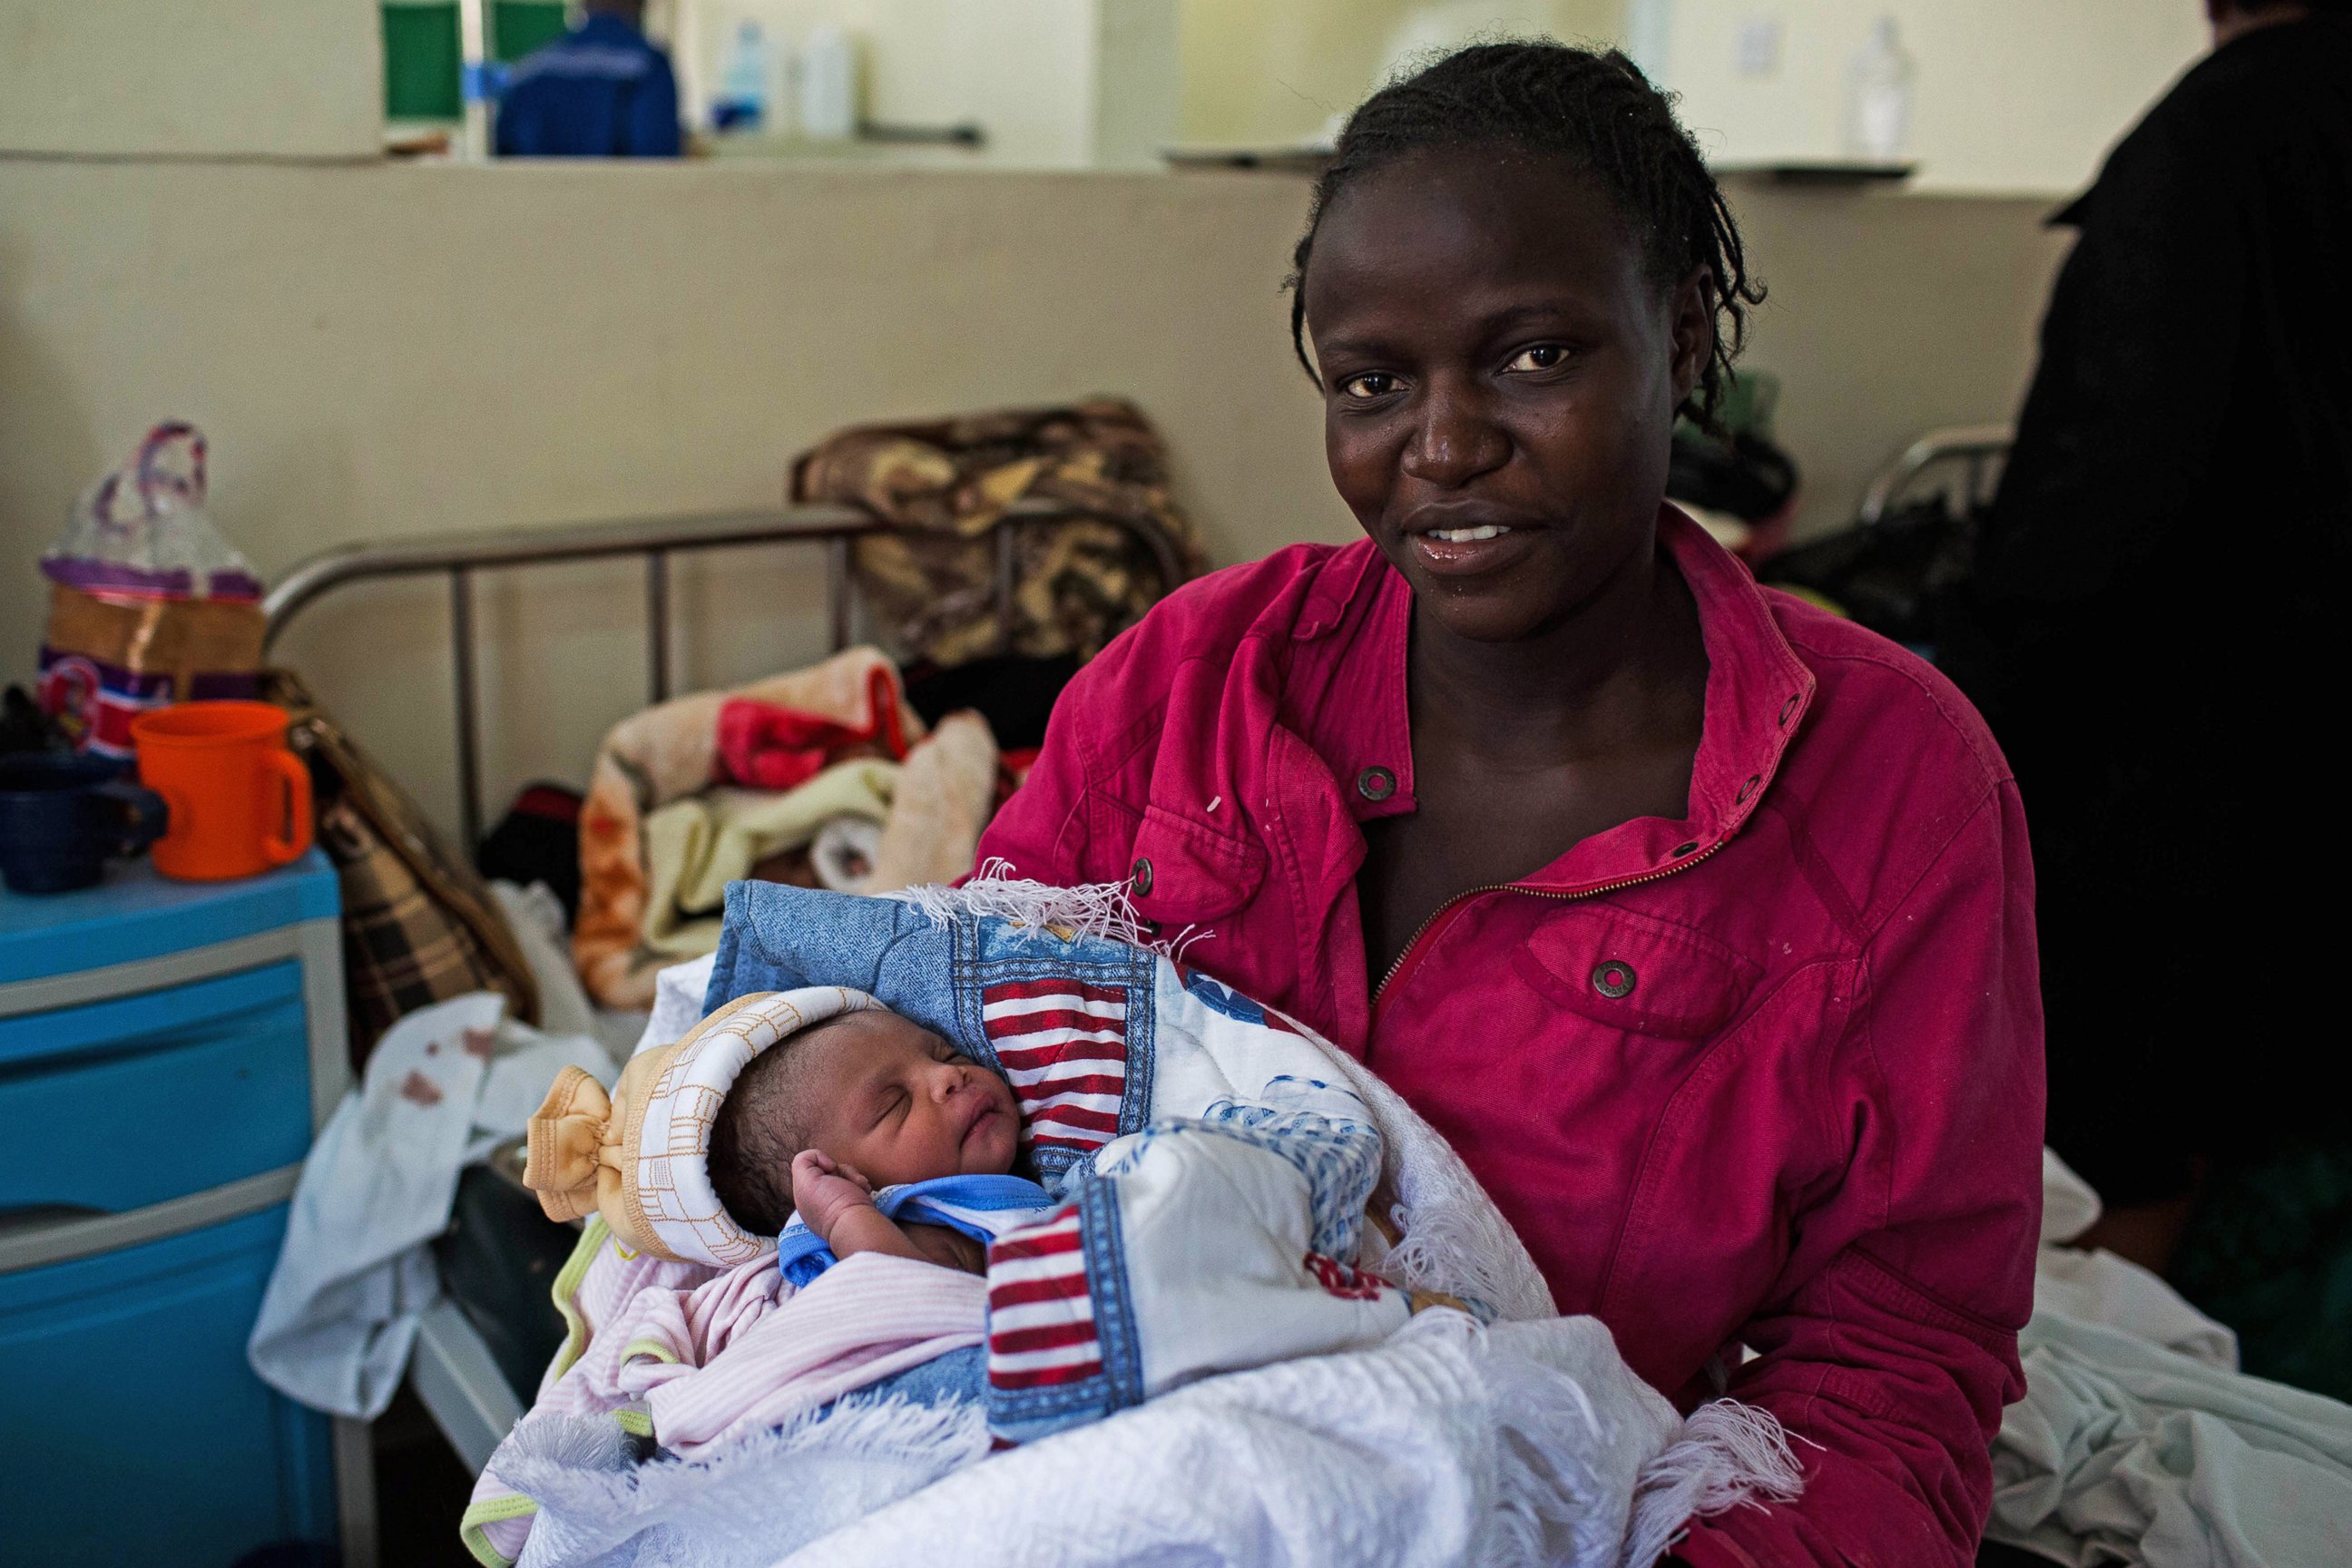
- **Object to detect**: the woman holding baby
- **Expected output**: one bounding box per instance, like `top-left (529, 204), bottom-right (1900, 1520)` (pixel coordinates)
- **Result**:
top-left (977, 42), bottom-right (2043, 1568)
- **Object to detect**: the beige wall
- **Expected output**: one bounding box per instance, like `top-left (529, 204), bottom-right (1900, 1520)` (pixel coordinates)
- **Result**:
top-left (1178, 0), bottom-right (1417, 148)
top-left (0, 0), bottom-right (381, 159)
top-left (1659, 0), bottom-right (2209, 193)
top-left (0, 161), bottom-right (1344, 837)
top-left (683, 0), bottom-right (1624, 162)
top-left (1724, 180), bottom-right (2065, 533)
top-left (0, 0), bottom-right (2199, 186)
top-left (677, 0), bottom-right (1178, 168)
top-left (0, 158), bottom-right (2066, 841)
top-left (1177, 0), bottom-right (1623, 147)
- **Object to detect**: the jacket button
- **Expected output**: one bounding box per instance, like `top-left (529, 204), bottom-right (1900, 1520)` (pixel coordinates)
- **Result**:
top-left (1130, 856), bottom-right (1154, 896)
top-left (1356, 766), bottom-right (1396, 802)
top-left (1591, 960), bottom-right (1636, 999)
top-left (1671, 840), bottom-right (1700, 858)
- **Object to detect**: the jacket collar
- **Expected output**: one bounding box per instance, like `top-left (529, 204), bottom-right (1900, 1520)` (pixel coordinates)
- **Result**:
top-left (1299, 506), bottom-right (1817, 891)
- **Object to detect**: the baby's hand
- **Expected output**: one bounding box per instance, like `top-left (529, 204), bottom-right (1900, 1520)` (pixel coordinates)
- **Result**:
top-left (792, 1149), bottom-right (877, 1243)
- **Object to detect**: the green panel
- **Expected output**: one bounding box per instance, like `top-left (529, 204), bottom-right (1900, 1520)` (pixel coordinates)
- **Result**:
top-left (494, 3), bottom-right (573, 64)
top-left (383, 3), bottom-right (462, 122)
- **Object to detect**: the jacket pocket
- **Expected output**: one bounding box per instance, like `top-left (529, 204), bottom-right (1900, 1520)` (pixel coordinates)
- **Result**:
top-left (1512, 904), bottom-right (1759, 1039)
top-left (1124, 803), bottom-right (1266, 926)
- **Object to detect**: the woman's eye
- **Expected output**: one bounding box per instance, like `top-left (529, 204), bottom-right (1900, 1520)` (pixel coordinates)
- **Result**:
top-left (1338, 371), bottom-right (1398, 400)
top-left (1505, 344), bottom-right (1570, 373)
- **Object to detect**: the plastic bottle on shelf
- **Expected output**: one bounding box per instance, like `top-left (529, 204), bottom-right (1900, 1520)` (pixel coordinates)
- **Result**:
top-left (798, 25), bottom-right (858, 142)
top-left (1842, 15), bottom-right (1915, 163)
top-left (712, 19), bottom-right (770, 133)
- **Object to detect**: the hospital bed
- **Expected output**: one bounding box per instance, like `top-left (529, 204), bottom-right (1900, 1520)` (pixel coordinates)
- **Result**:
top-left (258, 499), bottom-right (1192, 1530)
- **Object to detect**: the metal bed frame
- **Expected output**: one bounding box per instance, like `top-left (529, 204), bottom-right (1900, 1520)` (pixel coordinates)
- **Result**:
top-left (263, 500), bottom-right (1190, 848)
top-left (1856, 423), bottom-right (2014, 526)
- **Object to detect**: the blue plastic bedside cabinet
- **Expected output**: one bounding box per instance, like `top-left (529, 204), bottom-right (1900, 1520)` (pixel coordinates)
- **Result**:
top-left (0, 849), bottom-right (377, 1568)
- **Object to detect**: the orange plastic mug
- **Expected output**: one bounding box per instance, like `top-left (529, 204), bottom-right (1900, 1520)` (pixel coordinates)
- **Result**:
top-left (131, 701), bottom-right (314, 881)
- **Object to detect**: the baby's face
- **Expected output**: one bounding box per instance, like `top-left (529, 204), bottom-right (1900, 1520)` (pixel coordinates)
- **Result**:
top-left (795, 1009), bottom-right (1021, 1186)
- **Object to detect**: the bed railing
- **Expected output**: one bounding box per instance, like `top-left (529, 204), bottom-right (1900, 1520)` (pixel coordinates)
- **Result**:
top-left (263, 502), bottom-right (1189, 847)
top-left (1856, 424), bottom-right (2014, 526)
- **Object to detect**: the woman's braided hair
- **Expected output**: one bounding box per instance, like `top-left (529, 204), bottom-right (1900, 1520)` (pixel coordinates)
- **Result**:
top-left (1287, 40), bottom-right (1763, 427)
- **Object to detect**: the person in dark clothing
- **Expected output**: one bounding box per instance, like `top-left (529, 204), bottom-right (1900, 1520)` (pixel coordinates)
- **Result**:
top-left (495, 0), bottom-right (681, 158)
top-left (1941, 1), bottom-right (2352, 1273)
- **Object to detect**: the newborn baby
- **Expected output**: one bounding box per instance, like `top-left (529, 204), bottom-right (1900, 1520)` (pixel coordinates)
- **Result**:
top-left (705, 1005), bottom-right (1022, 1276)
top-left (524, 983), bottom-right (1462, 1453)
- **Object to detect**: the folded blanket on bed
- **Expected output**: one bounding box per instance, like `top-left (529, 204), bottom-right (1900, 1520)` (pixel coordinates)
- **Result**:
top-left (466, 879), bottom-right (1800, 1568)
top-left (573, 649), bottom-right (996, 1008)
top-left (640, 762), bottom-right (897, 956)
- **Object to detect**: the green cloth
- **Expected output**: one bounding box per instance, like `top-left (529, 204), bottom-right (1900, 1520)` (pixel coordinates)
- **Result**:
top-left (642, 761), bottom-right (897, 957)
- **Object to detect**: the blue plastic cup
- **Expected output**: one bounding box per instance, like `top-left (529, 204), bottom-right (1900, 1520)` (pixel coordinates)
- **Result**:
top-left (0, 753), bottom-right (171, 895)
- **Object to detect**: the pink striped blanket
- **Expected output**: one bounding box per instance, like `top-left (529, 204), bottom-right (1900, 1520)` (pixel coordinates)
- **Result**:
top-left (462, 1235), bottom-right (984, 1564)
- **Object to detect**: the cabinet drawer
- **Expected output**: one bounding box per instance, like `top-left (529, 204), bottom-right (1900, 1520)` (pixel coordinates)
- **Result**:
top-left (0, 1203), bottom-right (335, 1566)
top-left (0, 963), bottom-right (313, 1216)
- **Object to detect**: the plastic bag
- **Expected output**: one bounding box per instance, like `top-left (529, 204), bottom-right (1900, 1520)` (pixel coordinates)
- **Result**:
top-left (35, 423), bottom-right (268, 759)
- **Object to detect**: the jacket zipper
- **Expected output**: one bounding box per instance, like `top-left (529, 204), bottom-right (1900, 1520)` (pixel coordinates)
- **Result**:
top-left (1371, 838), bottom-right (1730, 1009)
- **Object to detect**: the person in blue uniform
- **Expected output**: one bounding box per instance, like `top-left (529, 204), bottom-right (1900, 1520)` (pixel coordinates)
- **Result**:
top-left (495, 0), bottom-right (681, 158)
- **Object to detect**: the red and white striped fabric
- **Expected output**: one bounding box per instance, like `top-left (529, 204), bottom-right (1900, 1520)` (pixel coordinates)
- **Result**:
top-left (985, 1206), bottom-right (1101, 1393)
top-left (980, 979), bottom-right (1129, 1158)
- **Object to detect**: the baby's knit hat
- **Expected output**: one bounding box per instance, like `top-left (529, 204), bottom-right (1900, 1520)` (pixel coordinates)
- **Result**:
top-left (523, 986), bottom-right (884, 1267)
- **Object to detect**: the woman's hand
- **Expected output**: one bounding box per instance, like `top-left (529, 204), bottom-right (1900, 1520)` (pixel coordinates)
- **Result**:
top-left (792, 1149), bottom-right (877, 1244)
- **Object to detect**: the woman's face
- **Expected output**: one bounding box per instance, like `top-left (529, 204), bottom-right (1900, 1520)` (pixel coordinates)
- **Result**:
top-left (1302, 145), bottom-right (1712, 644)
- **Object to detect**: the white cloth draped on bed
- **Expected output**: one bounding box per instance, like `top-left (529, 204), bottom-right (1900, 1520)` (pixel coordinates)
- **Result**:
top-left (1987, 1152), bottom-right (2352, 1567)
top-left (249, 995), bottom-right (612, 1420)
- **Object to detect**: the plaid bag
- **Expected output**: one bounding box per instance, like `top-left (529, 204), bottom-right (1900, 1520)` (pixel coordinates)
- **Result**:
top-left (264, 670), bottom-right (538, 1067)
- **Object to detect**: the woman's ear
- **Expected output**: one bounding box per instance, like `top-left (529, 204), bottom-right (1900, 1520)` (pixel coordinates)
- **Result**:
top-left (1668, 265), bottom-right (1717, 408)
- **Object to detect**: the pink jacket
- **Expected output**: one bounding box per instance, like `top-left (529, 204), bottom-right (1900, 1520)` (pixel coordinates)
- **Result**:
top-left (975, 510), bottom-right (2044, 1567)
